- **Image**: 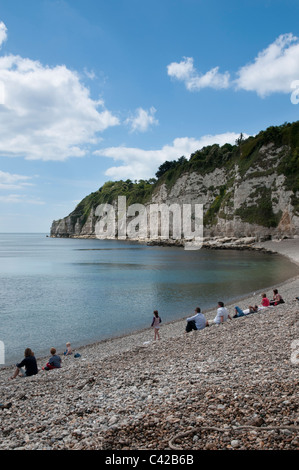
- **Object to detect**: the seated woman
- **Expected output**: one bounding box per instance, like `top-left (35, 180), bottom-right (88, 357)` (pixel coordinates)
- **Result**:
top-left (10, 348), bottom-right (38, 379)
top-left (270, 289), bottom-right (285, 306)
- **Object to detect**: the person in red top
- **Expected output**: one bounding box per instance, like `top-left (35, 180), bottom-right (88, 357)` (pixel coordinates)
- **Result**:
top-left (261, 293), bottom-right (270, 307)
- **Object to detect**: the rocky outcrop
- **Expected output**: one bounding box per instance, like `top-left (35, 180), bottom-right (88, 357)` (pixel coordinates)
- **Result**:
top-left (51, 122), bottom-right (299, 243)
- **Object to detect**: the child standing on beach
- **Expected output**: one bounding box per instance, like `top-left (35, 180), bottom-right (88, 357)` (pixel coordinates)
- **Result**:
top-left (151, 310), bottom-right (162, 340)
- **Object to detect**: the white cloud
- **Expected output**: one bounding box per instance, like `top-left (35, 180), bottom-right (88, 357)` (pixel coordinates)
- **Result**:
top-left (95, 132), bottom-right (246, 180)
top-left (0, 22), bottom-right (120, 161)
top-left (235, 33), bottom-right (299, 97)
top-left (0, 193), bottom-right (44, 204)
top-left (0, 22), bottom-right (7, 48)
top-left (125, 107), bottom-right (158, 133)
top-left (0, 170), bottom-right (42, 205)
top-left (168, 34), bottom-right (299, 98)
top-left (83, 68), bottom-right (96, 80)
top-left (0, 170), bottom-right (33, 190)
top-left (167, 57), bottom-right (230, 91)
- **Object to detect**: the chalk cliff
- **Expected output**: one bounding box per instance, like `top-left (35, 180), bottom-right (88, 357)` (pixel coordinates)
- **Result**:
top-left (50, 121), bottom-right (299, 243)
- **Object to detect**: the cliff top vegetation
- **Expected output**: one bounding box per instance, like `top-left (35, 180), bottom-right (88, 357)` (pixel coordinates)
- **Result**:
top-left (68, 121), bottom-right (299, 226)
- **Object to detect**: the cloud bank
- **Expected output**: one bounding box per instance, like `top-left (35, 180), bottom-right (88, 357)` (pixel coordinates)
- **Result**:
top-left (236, 33), bottom-right (299, 96)
top-left (167, 57), bottom-right (230, 91)
top-left (95, 132), bottom-right (246, 181)
top-left (168, 33), bottom-right (299, 97)
top-left (0, 21), bottom-right (7, 48)
top-left (0, 22), bottom-right (120, 161)
top-left (0, 169), bottom-right (33, 190)
top-left (125, 107), bottom-right (158, 133)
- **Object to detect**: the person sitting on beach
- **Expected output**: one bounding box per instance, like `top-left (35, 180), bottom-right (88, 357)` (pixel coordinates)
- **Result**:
top-left (270, 289), bottom-right (285, 306)
top-left (42, 348), bottom-right (62, 371)
top-left (248, 305), bottom-right (259, 314)
top-left (213, 302), bottom-right (232, 325)
top-left (151, 310), bottom-right (162, 340)
top-left (10, 348), bottom-right (38, 379)
top-left (233, 306), bottom-right (245, 318)
top-left (186, 307), bottom-right (209, 333)
top-left (261, 293), bottom-right (270, 307)
top-left (233, 304), bottom-right (259, 318)
top-left (64, 342), bottom-right (72, 356)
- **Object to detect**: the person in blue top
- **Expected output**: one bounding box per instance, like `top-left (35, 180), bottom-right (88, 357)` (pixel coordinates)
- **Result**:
top-left (186, 307), bottom-right (209, 332)
top-left (10, 348), bottom-right (38, 379)
top-left (42, 347), bottom-right (62, 371)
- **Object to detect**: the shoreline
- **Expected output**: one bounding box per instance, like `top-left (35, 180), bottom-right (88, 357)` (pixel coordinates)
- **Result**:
top-left (2, 238), bottom-right (299, 369)
top-left (42, 238), bottom-right (299, 358)
top-left (57, 238), bottom-right (299, 360)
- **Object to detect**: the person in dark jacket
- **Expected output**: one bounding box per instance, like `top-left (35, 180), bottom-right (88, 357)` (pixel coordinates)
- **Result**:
top-left (10, 348), bottom-right (38, 379)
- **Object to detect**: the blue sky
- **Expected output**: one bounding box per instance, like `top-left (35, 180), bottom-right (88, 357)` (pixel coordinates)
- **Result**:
top-left (0, 0), bottom-right (299, 232)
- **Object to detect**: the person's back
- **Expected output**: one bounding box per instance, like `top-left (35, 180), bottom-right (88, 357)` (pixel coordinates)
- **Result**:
top-left (151, 315), bottom-right (161, 328)
top-left (186, 307), bottom-right (208, 332)
top-left (16, 353), bottom-right (38, 377)
top-left (192, 312), bottom-right (207, 330)
top-left (49, 354), bottom-right (61, 368)
top-left (214, 302), bottom-right (231, 324)
top-left (218, 306), bottom-right (229, 321)
top-left (261, 295), bottom-right (270, 307)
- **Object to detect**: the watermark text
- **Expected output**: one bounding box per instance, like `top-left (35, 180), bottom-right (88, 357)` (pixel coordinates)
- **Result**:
top-left (0, 341), bottom-right (5, 365)
top-left (94, 196), bottom-right (203, 250)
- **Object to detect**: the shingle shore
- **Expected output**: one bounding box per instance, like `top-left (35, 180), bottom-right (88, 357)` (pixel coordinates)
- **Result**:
top-left (0, 239), bottom-right (298, 450)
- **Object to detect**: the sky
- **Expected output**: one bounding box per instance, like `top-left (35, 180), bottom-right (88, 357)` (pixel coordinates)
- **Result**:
top-left (0, 0), bottom-right (299, 232)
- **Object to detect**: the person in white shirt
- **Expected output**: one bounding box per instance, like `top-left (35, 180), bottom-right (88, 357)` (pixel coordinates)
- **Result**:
top-left (186, 307), bottom-right (209, 333)
top-left (213, 302), bottom-right (232, 325)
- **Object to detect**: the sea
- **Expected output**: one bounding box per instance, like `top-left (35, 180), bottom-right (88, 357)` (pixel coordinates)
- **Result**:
top-left (1, 233), bottom-right (298, 366)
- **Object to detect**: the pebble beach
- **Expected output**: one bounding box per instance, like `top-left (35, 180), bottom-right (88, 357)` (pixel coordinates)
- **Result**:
top-left (0, 239), bottom-right (299, 451)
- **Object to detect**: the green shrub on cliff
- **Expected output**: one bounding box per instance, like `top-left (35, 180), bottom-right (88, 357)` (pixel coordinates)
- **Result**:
top-left (70, 179), bottom-right (157, 225)
top-left (55, 120), bottom-right (299, 232)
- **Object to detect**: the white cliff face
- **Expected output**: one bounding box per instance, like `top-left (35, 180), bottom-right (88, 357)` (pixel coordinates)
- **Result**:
top-left (146, 155), bottom-right (299, 240)
top-left (50, 144), bottom-right (299, 241)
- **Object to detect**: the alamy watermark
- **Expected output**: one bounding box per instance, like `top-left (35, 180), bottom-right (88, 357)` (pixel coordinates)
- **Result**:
top-left (291, 339), bottom-right (299, 365)
top-left (94, 196), bottom-right (203, 250)
top-left (290, 80), bottom-right (299, 104)
top-left (0, 81), bottom-right (5, 105)
top-left (0, 341), bottom-right (5, 365)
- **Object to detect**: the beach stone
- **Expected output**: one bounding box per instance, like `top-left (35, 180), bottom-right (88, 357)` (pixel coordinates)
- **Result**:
top-left (231, 440), bottom-right (240, 448)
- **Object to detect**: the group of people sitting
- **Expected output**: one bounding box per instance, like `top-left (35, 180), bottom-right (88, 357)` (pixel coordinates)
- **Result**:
top-left (185, 289), bottom-right (285, 333)
top-left (8, 288), bottom-right (287, 378)
top-left (185, 302), bottom-right (231, 332)
top-left (9, 343), bottom-right (73, 380)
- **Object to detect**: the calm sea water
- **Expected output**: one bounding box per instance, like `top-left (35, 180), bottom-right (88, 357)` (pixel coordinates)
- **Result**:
top-left (1, 233), bottom-right (298, 365)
